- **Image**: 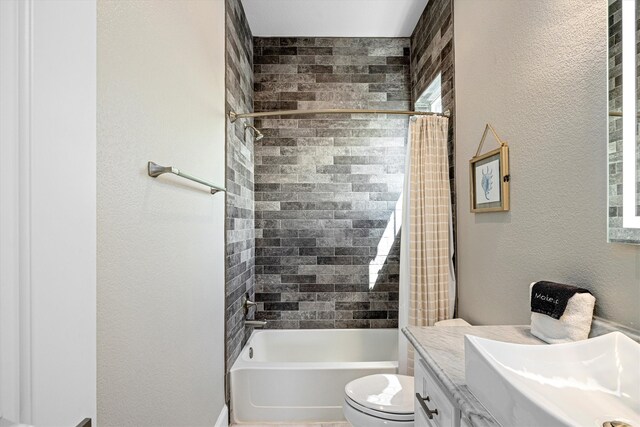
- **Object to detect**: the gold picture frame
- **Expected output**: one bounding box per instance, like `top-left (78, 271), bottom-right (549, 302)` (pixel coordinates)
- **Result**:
top-left (469, 124), bottom-right (510, 213)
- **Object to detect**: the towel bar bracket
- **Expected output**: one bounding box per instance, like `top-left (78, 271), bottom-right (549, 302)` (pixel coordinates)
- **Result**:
top-left (148, 162), bottom-right (177, 178)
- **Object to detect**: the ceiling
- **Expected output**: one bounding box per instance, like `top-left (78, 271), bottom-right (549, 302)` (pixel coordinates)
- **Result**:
top-left (241, 0), bottom-right (430, 38)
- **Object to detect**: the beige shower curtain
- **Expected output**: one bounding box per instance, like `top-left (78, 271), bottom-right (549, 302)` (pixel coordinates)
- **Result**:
top-left (408, 115), bottom-right (451, 327)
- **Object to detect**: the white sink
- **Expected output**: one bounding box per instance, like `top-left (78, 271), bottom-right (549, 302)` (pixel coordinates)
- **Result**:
top-left (465, 332), bottom-right (640, 427)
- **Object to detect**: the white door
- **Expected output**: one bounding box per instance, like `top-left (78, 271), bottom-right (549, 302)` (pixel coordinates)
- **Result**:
top-left (0, 0), bottom-right (97, 425)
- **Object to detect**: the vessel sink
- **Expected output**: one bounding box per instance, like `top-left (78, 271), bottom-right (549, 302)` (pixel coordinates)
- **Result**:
top-left (465, 332), bottom-right (640, 427)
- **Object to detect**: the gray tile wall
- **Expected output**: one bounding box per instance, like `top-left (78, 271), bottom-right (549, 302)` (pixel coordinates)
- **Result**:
top-left (410, 0), bottom-right (457, 269)
top-left (608, 0), bottom-right (640, 243)
top-left (225, 0), bottom-right (254, 391)
top-left (253, 37), bottom-right (411, 328)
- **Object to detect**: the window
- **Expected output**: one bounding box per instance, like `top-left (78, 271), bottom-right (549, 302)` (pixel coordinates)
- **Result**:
top-left (415, 73), bottom-right (442, 113)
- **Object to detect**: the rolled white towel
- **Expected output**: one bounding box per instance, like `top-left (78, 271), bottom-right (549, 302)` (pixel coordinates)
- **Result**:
top-left (529, 281), bottom-right (596, 344)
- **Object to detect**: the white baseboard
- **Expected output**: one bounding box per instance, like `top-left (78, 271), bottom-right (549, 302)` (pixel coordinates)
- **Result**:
top-left (214, 404), bottom-right (228, 427)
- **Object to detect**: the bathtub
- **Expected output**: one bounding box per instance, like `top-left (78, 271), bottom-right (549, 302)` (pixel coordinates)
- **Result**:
top-left (0, 419), bottom-right (32, 427)
top-left (230, 328), bottom-right (398, 423)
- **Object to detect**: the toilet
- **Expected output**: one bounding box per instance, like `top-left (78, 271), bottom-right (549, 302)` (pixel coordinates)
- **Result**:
top-left (343, 319), bottom-right (471, 426)
top-left (343, 374), bottom-right (415, 427)
top-left (0, 417), bottom-right (33, 427)
top-left (434, 318), bottom-right (471, 327)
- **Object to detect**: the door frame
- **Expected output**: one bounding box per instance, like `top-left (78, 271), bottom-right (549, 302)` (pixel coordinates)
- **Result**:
top-left (0, 1), bottom-right (97, 424)
top-left (0, 0), bottom-right (33, 421)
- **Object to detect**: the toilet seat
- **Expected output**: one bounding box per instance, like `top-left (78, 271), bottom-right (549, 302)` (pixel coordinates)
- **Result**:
top-left (344, 374), bottom-right (414, 422)
top-left (345, 395), bottom-right (414, 421)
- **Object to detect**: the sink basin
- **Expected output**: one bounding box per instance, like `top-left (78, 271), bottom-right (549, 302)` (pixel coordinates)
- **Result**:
top-left (465, 332), bottom-right (640, 427)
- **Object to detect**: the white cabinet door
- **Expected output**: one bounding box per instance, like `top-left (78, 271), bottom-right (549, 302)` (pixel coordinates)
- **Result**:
top-left (414, 354), bottom-right (460, 427)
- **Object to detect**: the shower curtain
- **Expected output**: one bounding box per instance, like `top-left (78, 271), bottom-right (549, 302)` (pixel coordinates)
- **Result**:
top-left (398, 115), bottom-right (456, 374)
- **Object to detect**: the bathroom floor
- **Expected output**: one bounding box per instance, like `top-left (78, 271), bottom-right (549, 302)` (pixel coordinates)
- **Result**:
top-left (232, 423), bottom-right (351, 427)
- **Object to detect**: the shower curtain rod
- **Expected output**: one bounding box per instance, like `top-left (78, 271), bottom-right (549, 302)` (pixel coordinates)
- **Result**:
top-left (228, 108), bottom-right (450, 122)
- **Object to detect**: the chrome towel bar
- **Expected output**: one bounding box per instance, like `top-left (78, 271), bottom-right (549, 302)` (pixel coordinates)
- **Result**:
top-left (147, 161), bottom-right (225, 195)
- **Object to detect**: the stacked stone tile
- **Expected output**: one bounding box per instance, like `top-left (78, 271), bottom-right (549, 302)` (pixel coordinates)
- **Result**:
top-left (411, 0), bottom-right (457, 249)
top-left (225, 0), bottom-right (255, 382)
top-left (252, 37), bottom-right (411, 328)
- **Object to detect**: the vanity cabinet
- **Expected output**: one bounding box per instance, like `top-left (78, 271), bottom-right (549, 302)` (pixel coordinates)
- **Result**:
top-left (414, 353), bottom-right (461, 427)
top-left (405, 325), bottom-right (544, 427)
top-left (459, 417), bottom-right (472, 427)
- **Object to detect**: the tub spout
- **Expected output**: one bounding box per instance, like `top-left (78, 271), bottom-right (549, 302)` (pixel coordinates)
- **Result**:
top-left (245, 320), bottom-right (267, 328)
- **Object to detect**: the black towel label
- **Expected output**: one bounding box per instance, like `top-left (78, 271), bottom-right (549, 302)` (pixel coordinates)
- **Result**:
top-left (531, 281), bottom-right (591, 320)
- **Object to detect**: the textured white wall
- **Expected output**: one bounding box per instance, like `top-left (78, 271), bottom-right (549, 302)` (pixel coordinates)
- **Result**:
top-left (454, 0), bottom-right (640, 329)
top-left (97, 1), bottom-right (226, 425)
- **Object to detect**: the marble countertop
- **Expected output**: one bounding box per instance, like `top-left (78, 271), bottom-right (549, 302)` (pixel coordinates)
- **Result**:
top-left (403, 325), bottom-right (544, 427)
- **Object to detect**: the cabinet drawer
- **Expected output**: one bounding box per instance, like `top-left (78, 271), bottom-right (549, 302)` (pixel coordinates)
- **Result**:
top-left (414, 355), bottom-right (458, 427)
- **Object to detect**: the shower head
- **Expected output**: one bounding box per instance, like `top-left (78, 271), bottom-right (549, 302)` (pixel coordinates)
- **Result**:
top-left (244, 124), bottom-right (264, 141)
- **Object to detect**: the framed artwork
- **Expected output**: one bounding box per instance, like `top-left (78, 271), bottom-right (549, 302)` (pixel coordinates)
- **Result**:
top-left (469, 125), bottom-right (510, 213)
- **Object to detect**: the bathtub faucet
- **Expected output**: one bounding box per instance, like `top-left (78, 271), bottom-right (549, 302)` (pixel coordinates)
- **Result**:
top-left (243, 293), bottom-right (257, 317)
top-left (242, 293), bottom-right (266, 328)
top-left (245, 320), bottom-right (267, 328)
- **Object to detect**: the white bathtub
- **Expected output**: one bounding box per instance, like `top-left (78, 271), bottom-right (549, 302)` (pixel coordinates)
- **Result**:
top-left (230, 328), bottom-right (398, 423)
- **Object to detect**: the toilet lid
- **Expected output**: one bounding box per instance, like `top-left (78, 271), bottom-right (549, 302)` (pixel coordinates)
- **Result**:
top-left (345, 374), bottom-right (414, 416)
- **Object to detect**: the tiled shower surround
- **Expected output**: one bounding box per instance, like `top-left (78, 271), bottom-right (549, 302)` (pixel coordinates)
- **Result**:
top-left (252, 37), bottom-right (411, 328)
top-left (411, 0), bottom-right (456, 247)
top-left (225, 0), bottom-right (255, 379)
